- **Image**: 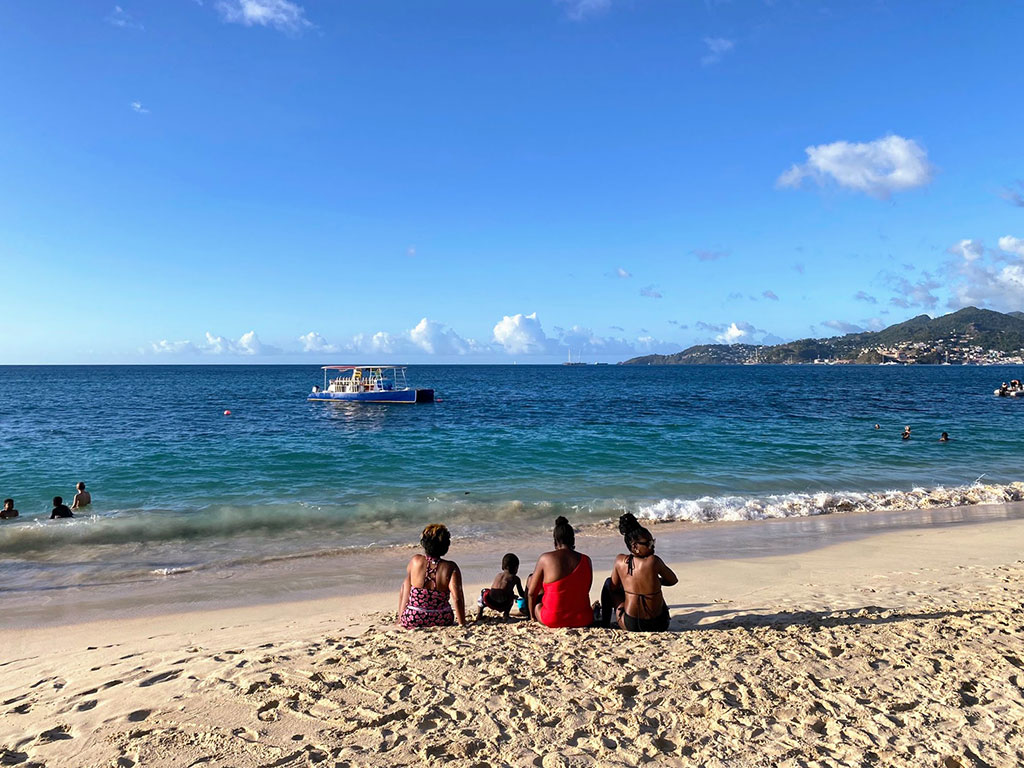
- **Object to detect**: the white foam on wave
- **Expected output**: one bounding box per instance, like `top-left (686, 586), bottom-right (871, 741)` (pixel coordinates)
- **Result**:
top-left (636, 481), bottom-right (1024, 524)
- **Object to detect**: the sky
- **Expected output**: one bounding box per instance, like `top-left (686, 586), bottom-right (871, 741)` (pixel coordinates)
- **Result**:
top-left (1, 0), bottom-right (1022, 363)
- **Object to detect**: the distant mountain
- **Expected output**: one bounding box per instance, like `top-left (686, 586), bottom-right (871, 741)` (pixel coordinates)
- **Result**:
top-left (622, 307), bottom-right (1024, 365)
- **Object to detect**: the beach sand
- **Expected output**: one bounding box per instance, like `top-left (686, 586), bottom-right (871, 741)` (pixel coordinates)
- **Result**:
top-left (3, 511), bottom-right (1024, 767)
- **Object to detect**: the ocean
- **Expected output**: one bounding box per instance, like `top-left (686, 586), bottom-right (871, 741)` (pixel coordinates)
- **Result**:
top-left (2, 363), bottom-right (1023, 595)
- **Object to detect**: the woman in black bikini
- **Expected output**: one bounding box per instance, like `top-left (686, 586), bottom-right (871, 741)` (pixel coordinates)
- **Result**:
top-left (600, 513), bottom-right (678, 631)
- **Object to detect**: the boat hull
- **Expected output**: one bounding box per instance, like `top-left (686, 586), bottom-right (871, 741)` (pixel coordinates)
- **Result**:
top-left (307, 388), bottom-right (434, 404)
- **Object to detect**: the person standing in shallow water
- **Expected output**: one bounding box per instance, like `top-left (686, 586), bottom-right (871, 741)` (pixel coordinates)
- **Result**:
top-left (71, 482), bottom-right (91, 511)
top-left (601, 513), bottom-right (678, 631)
top-left (397, 524), bottom-right (466, 628)
top-left (527, 516), bottom-right (593, 628)
top-left (1, 499), bottom-right (18, 519)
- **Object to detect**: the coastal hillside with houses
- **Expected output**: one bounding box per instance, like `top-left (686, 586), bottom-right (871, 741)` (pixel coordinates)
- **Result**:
top-left (622, 307), bottom-right (1024, 365)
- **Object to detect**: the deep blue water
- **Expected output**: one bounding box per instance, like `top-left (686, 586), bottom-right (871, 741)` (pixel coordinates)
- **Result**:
top-left (2, 364), bottom-right (1023, 590)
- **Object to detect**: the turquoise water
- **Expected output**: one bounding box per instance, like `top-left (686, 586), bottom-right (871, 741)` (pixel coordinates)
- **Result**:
top-left (2, 364), bottom-right (1024, 591)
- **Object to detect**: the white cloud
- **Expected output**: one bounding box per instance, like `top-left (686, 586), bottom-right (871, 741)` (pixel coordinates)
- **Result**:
top-left (149, 331), bottom-right (277, 356)
top-left (556, 0), bottom-right (611, 20)
top-left (949, 239), bottom-right (984, 262)
top-left (947, 235), bottom-right (1024, 310)
top-left (615, 267), bottom-right (632, 279)
top-left (640, 285), bottom-right (662, 299)
top-left (151, 339), bottom-right (197, 354)
top-left (130, 101), bottom-right (150, 114)
top-left (762, 290), bottom-right (779, 301)
top-left (998, 236), bottom-right (1024, 258)
top-left (701, 37), bottom-right (735, 66)
top-left (408, 318), bottom-right (480, 355)
top-left (777, 134), bottom-right (934, 198)
top-left (886, 272), bottom-right (940, 310)
top-left (493, 312), bottom-right (555, 355)
top-left (298, 331), bottom-right (338, 354)
top-left (716, 322), bottom-right (748, 344)
top-left (854, 291), bottom-right (877, 304)
top-left (216, 0), bottom-right (312, 33)
top-left (107, 5), bottom-right (142, 29)
top-left (822, 320), bottom-right (865, 335)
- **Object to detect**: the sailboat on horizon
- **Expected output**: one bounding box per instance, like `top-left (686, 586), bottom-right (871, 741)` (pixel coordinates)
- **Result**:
top-left (563, 347), bottom-right (586, 366)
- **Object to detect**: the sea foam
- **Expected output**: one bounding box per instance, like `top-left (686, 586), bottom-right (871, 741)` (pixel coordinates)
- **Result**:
top-left (636, 481), bottom-right (1024, 523)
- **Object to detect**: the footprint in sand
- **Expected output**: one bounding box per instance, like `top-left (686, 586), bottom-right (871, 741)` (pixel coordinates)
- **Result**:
top-left (35, 725), bottom-right (73, 744)
top-left (139, 669), bottom-right (182, 688)
top-left (257, 700), bottom-right (280, 722)
top-left (126, 709), bottom-right (152, 723)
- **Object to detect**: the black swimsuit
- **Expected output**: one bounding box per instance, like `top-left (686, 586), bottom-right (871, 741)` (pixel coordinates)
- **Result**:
top-left (620, 554), bottom-right (671, 632)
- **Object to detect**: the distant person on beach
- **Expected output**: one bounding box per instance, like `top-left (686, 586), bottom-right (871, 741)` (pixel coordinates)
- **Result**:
top-left (71, 482), bottom-right (91, 511)
top-left (1, 499), bottom-right (18, 519)
top-left (476, 553), bottom-right (526, 621)
top-left (939, 432), bottom-right (950, 442)
top-left (600, 513), bottom-right (678, 632)
top-left (527, 516), bottom-right (593, 628)
top-left (49, 496), bottom-right (73, 519)
top-left (397, 524), bottom-right (466, 628)
top-left (902, 426), bottom-right (911, 440)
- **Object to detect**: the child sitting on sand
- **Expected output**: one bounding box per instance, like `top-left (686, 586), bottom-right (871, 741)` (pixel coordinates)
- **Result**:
top-left (476, 553), bottom-right (526, 621)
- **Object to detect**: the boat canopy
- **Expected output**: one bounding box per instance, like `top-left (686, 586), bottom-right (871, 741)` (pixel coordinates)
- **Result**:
top-left (321, 365), bottom-right (405, 370)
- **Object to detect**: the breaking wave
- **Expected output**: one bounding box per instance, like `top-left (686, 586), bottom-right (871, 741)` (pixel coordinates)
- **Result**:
top-left (636, 481), bottom-right (1024, 523)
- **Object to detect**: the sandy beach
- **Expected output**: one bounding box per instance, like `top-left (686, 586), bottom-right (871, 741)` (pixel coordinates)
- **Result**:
top-left (3, 509), bottom-right (1024, 767)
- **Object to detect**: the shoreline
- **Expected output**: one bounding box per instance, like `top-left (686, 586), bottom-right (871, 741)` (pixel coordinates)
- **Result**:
top-left (4, 499), bottom-right (1024, 630)
top-left (3, 510), bottom-right (1024, 766)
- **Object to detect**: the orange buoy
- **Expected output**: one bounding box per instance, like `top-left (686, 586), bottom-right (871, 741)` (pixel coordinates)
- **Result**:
top-left (224, 410), bottom-right (232, 416)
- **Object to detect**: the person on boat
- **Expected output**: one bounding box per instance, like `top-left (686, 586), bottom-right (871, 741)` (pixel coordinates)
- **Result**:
top-left (397, 524), bottom-right (466, 628)
top-left (527, 516), bottom-right (593, 628)
top-left (1, 499), bottom-right (18, 520)
top-left (476, 553), bottom-right (526, 621)
top-left (902, 426), bottom-right (911, 440)
top-left (71, 482), bottom-right (91, 511)
top-left (49, 496), bottom-right (73, 519)
top-left (599, 513), bottom-right (678, 632)
top-left (939, 432), bottom-right (950, 442)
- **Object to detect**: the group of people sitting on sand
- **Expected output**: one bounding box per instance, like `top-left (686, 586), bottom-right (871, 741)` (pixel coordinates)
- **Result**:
top-left (0, 482), bottom-right (91, 521)
top-left (397, 513), bottom-right (678, 632)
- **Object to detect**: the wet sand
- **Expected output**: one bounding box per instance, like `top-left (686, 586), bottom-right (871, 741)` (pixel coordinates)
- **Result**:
top-left (3, 506), bottom-right (1024, 766)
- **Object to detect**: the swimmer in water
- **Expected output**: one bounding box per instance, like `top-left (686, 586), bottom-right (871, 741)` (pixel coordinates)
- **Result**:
top-left (939, 432), bottom-right (950, 442)
top-left (71, 482), bottom-right (91, 511)
top-left (874, 424), bottom-right (880, 429)
top-left (902, 425), bottom-right (911, 440)
top-left (1, 499), bottom-right (18, 520)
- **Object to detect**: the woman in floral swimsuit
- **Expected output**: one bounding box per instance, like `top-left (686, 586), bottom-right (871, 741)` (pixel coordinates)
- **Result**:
top-left (398, 523), bottom-right (466, 628)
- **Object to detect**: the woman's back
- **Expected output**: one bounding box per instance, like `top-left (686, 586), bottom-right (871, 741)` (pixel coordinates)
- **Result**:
top-left (616, 553), bottom-right (668, 618)
top-left (541, 548), bottom-right (583, 583)
top-left (408, 554), bottom-right (455, 593)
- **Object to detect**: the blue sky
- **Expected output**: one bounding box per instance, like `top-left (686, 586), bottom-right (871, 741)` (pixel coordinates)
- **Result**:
top-left (1, 0), bottom-right (1022, 363)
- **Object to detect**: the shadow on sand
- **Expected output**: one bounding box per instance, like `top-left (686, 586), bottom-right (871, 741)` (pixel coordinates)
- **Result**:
top-left (671, 604), bottom-right (989, 632)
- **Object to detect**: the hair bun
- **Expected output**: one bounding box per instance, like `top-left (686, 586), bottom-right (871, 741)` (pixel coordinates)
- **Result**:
top-left (618, 512), bottom-right (641, 535)
top-left (554, 515), bottom-right (569, 527)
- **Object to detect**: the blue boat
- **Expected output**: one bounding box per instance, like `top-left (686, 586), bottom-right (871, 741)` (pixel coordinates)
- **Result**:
top-left (307, 365), bottom-right (435, 404)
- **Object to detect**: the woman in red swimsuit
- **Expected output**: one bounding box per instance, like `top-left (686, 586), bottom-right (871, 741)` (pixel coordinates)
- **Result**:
top-left (398, 524), bottom-right (467, 628)
top-left (527, 516), bottom-right (594, 628)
